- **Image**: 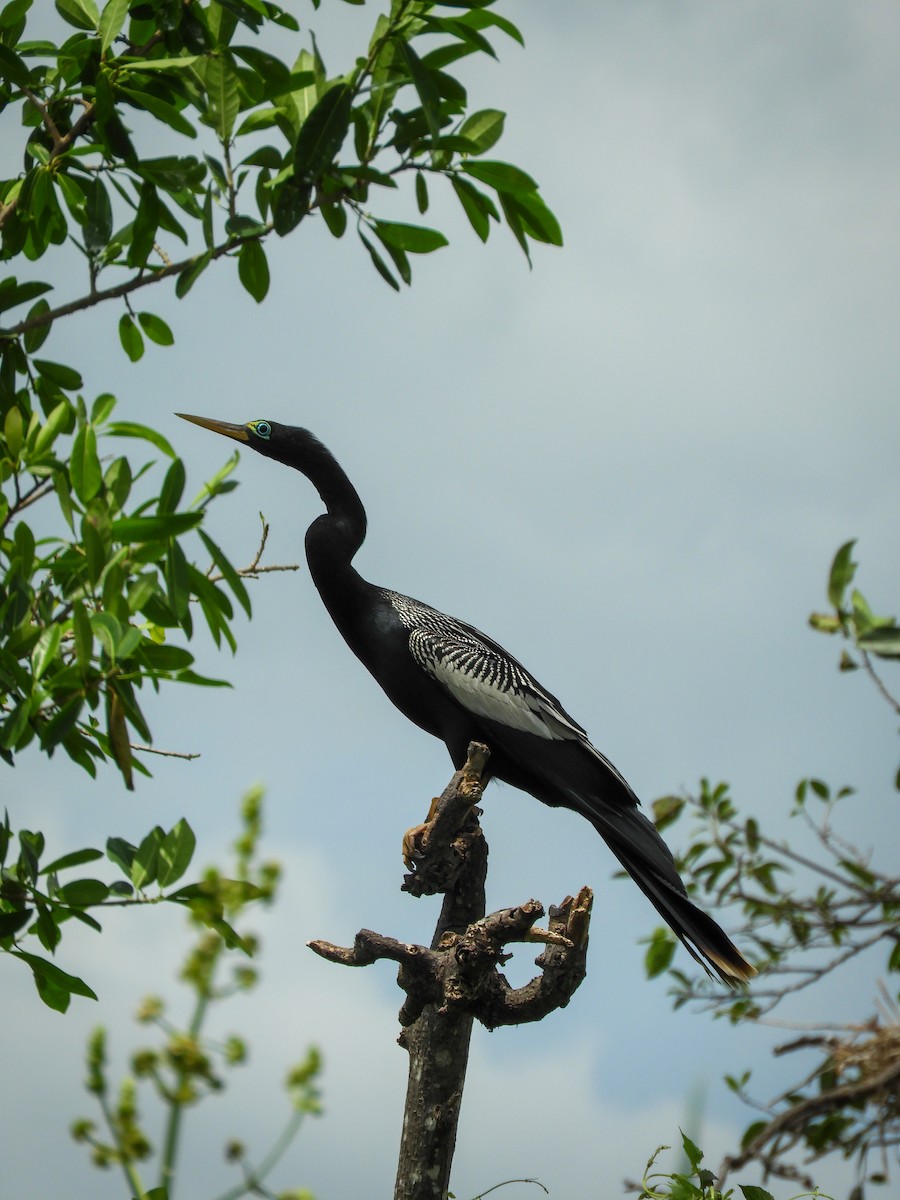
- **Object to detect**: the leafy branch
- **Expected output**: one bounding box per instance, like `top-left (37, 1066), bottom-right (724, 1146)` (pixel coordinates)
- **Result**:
top-left (638, 544), bottom-right (899, 1194)
top-left (70, 790), bottom-right (321, 1200)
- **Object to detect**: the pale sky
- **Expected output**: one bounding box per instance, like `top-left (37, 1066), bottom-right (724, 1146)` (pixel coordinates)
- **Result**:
top-left (4, 3), bottom-right (900, 1198)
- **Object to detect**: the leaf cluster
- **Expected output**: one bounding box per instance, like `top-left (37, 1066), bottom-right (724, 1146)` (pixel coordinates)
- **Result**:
top-left (1, 390), bottom-right (251, 787)
top-left (631, 1133), bottom-right (835, 1200)
top-left (1, 0), bottom-right (559, 1024)
top-left (809, 542), bottom-right (900, 669)
top-left (70, 789), bottom-right (318, 1200)
top-left (0, 0), bottom-right (559, 321)
top-left (0, 804), bottom-right (272, 1009)
top-left (640, 546), bottom-right (899, 1195)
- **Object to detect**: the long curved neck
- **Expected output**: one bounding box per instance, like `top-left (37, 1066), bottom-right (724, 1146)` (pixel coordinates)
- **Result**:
top-left (299, 440), bottom-right (368, 596)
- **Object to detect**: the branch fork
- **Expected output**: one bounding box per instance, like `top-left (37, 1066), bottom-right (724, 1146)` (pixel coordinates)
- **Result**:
top-left (307, 741), bottom-right (594, 1200)
top-left (309, 888), bottom-right (592, 1032)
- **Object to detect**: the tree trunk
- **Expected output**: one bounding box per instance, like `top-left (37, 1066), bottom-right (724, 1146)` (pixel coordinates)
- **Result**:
top-left (394, 830), bottom-right (487, 1200)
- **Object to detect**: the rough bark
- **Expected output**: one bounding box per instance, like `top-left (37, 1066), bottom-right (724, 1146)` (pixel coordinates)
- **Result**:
top-left (308, 742), bottom-right (593, 1200)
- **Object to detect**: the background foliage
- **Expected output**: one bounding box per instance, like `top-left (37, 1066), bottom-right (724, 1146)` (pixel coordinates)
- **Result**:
top-left (1, 3), bottom-right (897, 1199)
top-left (0, 0), bottom-right (555, 1008)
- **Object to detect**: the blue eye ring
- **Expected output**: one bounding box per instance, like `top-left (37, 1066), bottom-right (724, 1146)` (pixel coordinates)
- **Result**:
top-left (251, 420), bottom-right (272, 439)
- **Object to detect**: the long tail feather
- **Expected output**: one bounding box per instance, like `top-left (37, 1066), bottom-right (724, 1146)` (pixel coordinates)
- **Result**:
top-left (585, 805), bottom-right (756, 985)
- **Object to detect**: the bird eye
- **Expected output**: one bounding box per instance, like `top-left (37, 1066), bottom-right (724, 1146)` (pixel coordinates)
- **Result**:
top-left (251, 420), bottom-right (272, 439)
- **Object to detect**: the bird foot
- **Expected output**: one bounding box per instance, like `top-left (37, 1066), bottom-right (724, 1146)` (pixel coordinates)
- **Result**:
top-left (402, 796), bottom-right (442, 868)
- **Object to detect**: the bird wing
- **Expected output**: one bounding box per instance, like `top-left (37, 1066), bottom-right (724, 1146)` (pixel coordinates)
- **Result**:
top-left (401, 605), bottom-right (590, 743)
top-left (387, 590), bottom-right (638, 800)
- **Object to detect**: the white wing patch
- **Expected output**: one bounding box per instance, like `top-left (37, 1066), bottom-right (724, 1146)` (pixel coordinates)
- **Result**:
top-left (385, 589), bottom-right (638, 801)
top-left (406, 625), bottom-right (587, 743)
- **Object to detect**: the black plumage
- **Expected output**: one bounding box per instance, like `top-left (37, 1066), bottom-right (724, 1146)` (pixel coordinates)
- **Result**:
top-left (179, 414), bottom-right (755, 985)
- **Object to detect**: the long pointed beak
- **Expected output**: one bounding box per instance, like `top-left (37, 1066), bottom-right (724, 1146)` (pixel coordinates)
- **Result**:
top-left (177, 413), bottom-right (249, 442)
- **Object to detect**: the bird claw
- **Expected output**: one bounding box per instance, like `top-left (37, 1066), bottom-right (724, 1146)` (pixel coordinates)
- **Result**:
top-left (402, 796), bottom-right (442, 868)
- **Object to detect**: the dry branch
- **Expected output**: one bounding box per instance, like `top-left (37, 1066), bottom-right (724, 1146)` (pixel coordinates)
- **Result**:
top-left (308, 741), bottom-right (593, 1200)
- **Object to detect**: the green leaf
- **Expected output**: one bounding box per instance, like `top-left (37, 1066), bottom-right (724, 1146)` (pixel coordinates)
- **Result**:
top-left (157, 819), bottom-right (196, 888)
top-left (739, 1188), bottom-right (775, 1200)
top-left (458, 108), bottom-right (505, 154)
top-left (498, 191), bottom-right (529, 262)
top-left (827, 540), bottom-right (857, 608)
top-left (137, 311), bottom-right (174, 346)
top-left (462, 9), bottom-right (524, 47)
top-left (165, 539), bottom-right (190, 618)
top-left (175, 250), bottom-right (212, 298)
top-left (84, 179), bottom-right (112, 255)
top-left (463, 159), bottom-right (538, 193)
top-left (396, 39), bottom-right (441, 141)
top-left (4, 405), bottom-right (23, 458)
top-left (138, 642), bottom-right (194, 671)
top-left (33, 358), bottom-right (83, 390)
top-left (858, 625), bottom-right (900, 658)
top-left (55, 878), bottom-right (110, 906)
top-left (112, 511), bottom-right (204, 542)
top-left (69, 602), bottom-right (92, 675)
top-left (99, 0), bottom-right (127, 55)
top-left (503, 190), bottom-right (562, 246)
top-left (643, 927), bottom-right (676, 978)
top-left (116, 84), bottom-right (197, 140)
top-left (12, 950), bottom-right (98, 1012)
top-left (375, 233), bottom-right (410, 286)
top-left (55, 0), bottom-right (99, 32)
top-left (23, 297), bottom-right (52, 353)
top-left (31, 624), bottom-right (62, 682)
top-left (90, 612), bottom-right (122, 660)
top-left (137, 156), bottom-right (205, 191)
top-left (42, 847), bottom-right (104, 875)
top-left (119, 56), bottom-right (201, 73)
top-left (451, 176), bottom-right (496, 241)
top-left (106, 836), bottom-right (137, 875)
top-left (415, 172), bottom-right (429, 214)
top-left (155, 460), bottom-right (185, 518)
top-left (320, 201), bottom-right (347, 238)
top-left (232, 45), bottom-right (292, 92)
top-left (205, 53), bottom-right (241, 142)
top-left (272, 180), bottom-right (310, 237)
top-left (127, 182), bottom-right (159, 268)
top-left (106, 421), bottom-right (176, 458)
top-left (118, 313), bottom-right (144, 362)
top-left (238, 239), bottom-right (270, 302)
top-left (70, 424), bottom-right (103, 503)
top-left (0, 909), bottom-right (31, 938)
top-left (199, 529), bottom-right (251, 617)
top-left (293, 82), bottom-right (352, 183)
top-left (373, 221), bottom-right (448, 254)
top-left (680, 1130), bottom-right (703, 1171)
top-left (131, 826), bottom-right (164, 889)
top-left (358, 230), bottom-right (399, 291)
top-left (32, 399), bottom-right (71, 456)
top-left (92, 392), bottom-right (116, 424)
top-left (0, 44), bottom-right (29, 86)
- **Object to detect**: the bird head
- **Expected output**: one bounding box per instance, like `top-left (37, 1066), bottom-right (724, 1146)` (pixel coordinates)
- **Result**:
top-left (177, 413), bottom-right (285, 459)
top-left (178, 414), bottom-right (364, 534)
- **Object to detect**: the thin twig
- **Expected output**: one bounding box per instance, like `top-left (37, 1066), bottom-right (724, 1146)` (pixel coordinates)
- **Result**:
top-left (207, 520), bottom-right (299, 584)
top-left (860, 649), bottom-right (900, 715)
top-left (1, 231), bottom-right (268, 337)
top-left (22, 87), bottom-right (63, 149)
top-left (130, 743), bottom-right (200, 762)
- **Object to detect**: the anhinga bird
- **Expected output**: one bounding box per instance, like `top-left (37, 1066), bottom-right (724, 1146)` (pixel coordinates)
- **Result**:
top-left (179, 414), bottom-right (755, 985)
